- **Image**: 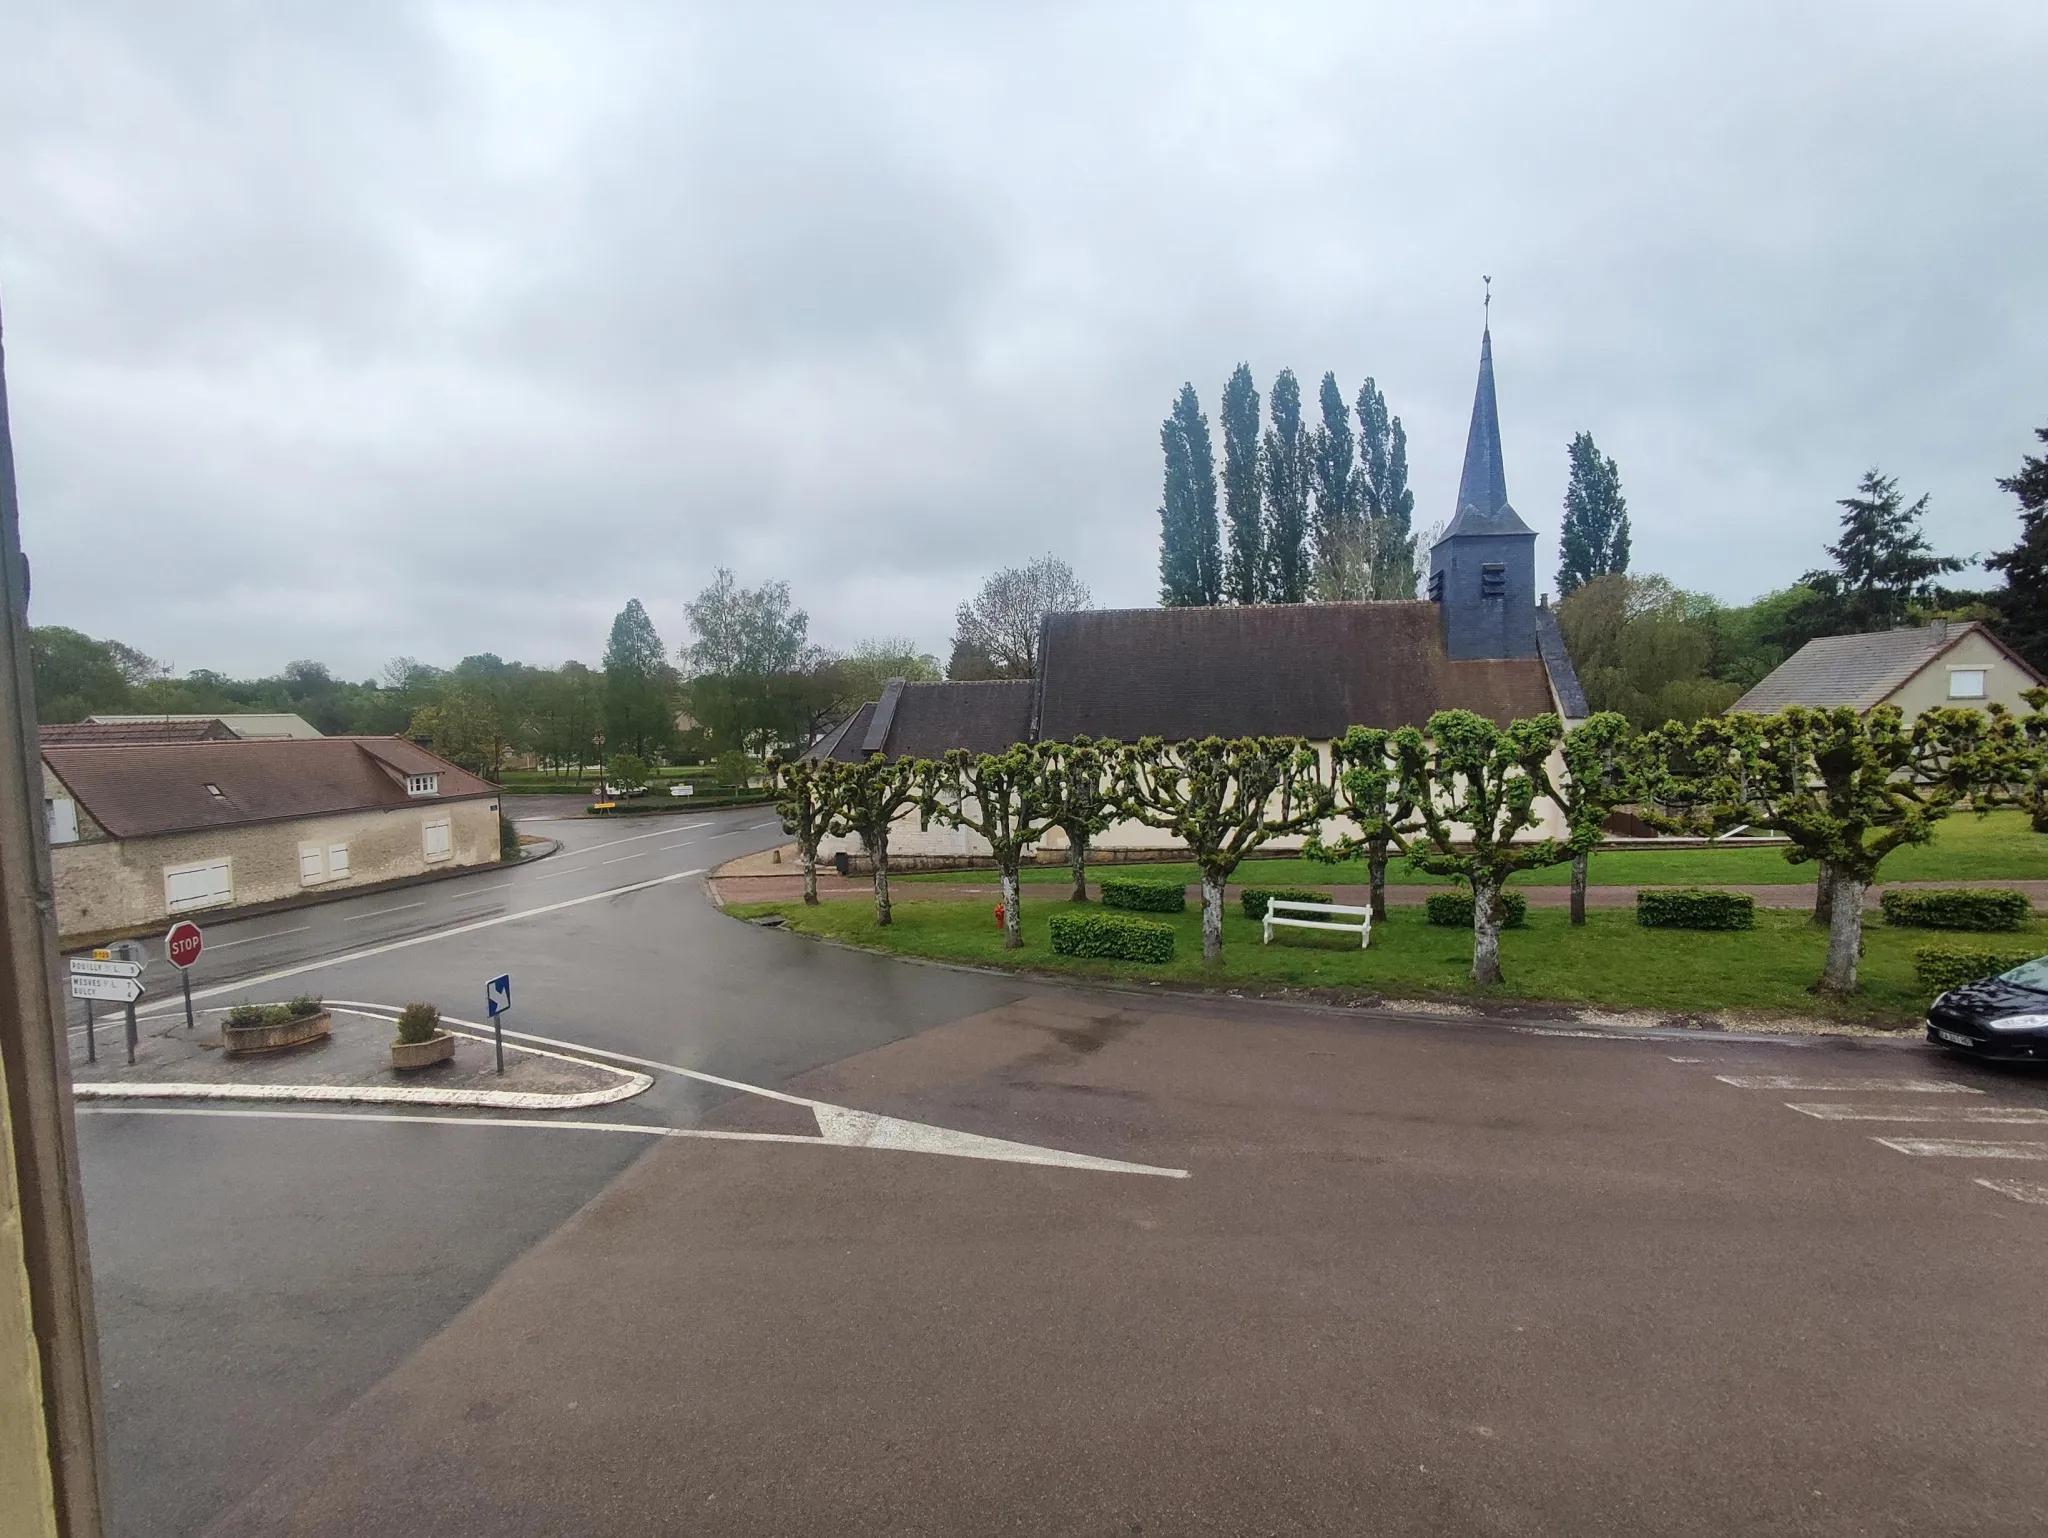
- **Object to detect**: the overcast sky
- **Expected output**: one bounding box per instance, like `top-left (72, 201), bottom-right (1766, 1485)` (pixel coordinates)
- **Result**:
top-left (2, 1), bottom-right (2042, 680)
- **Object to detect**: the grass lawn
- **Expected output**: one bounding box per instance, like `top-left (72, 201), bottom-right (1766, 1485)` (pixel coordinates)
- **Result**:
top-left (901, 810), bottom-right (2048, 889)
top-left (729, 893), bottom-right (2048, 1026)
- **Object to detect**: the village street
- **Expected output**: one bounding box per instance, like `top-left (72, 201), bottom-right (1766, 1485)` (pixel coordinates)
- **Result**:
top-left (70, 808), bottom-right (2048, 1537)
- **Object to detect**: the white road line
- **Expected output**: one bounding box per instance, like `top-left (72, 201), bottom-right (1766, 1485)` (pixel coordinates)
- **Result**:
top-left (343, 902), bottom-right (425, 923)
top-left (1667, 1056), bottom-right (1707, 1063)
top-left (140, 869), bottom-right (706, 1010)
top-left (1788, 1103), bottom-right (2048, 1124)
top-left (748, 821), bottom-right (779, 830)
top-left (601, 853), bottom-right (646, 865)
top-left (205, 926), bottom-right (312, 950)
top-left (1874, 1137), bottom-right (2048, 1160)
top-left (708, 831), bottom-right (744, 838)
top-left (539, 822), bottom-right (726, 863)
top-left (76, 1106), bottom-right (819, 1142)
top-left (1716, 1076), bottom-right (1985, 1094)
top-left (1975, 1178), bottom-right (2048, 1205)
top-left (658, 841), bottom-right (696, 851)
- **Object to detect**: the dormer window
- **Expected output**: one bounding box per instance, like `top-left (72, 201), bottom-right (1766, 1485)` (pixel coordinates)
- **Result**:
top-left (406, 773), bottom-right (439, 797)
top-left (1480, 563), bottom-right (1507, 598)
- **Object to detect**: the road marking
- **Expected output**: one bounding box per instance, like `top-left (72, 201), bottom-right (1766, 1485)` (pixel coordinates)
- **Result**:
top-left (77, 1106), bottom-right (818, 1142)
top-left (1874, 1137), bottom-right (2048, 1160)
top-left (1788, 1103), bottom-right (2048, 1124)
top-left (748, 821), bottom-right (779, 830)
top-left (343, 902), bottom-right (426, 923)
top-left (601, 853), bottom-right (646, 865)
top-left (1667, 1056), bottom-right (1707, 1063)
top-left (1716, 1076), bottom-right (1985, 1094)
top-left (708, 831), bottom-right (744, 838)
top-left (1976, 1178), bottom-right (2048, 1205)
top-left (538, 821), bottom-right (730, 863)
top-left (143, 869), bottom-right (706, 1010)
top-left (206, 926), bottom-right (312, 950)
top-left (658, 841), bottom-right (696, 851)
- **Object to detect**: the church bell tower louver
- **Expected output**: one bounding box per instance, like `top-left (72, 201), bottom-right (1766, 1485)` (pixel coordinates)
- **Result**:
top-left (1427, 317), bottom-right (1539, 661)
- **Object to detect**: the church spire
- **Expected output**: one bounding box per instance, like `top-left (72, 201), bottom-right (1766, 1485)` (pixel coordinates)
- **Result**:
top-left (1442, 295), bottom-right (1531, 538)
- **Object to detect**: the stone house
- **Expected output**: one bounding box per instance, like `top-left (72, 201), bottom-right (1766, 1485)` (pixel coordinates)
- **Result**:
top-left (41, 736), bottom-right (499, 939)
top-left (1733, 620), bottom-right (2043, 720)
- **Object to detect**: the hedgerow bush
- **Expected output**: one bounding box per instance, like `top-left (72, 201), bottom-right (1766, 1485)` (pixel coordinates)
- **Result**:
top-left (1880, 888), bottom-right (2031, 932)
top-left (1048, 910), bottom-right (1175, 962)
top-left (1636, 888), bottom-right (1757, 930)
top-left (1914, 947), bottom-right (2039, 994)
top-left (1101, 877), bottom-right (1188, 913)
top-left (1425, 891), bottom-right (1528, 928)
top-left (396, 1002), bottom-right (443, 1044)
top-left (1240, 887), bottom-right (1333, 921)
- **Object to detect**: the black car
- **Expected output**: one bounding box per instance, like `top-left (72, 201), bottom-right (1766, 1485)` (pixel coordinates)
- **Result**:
top-left (1926, 955), bottom-right (2048, 1061)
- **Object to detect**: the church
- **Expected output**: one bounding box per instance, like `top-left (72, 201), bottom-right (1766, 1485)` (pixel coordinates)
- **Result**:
top-left (811, 324), bottom-right (1588, 865)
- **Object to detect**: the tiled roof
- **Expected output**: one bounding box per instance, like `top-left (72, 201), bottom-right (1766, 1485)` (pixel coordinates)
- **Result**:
top-left (814, 682), bottom-right (1035, 762)
top-left (42, 737), bottom-right (494, 840)
top-left (40, 719), bottom-right (235, 746)
top-left (1732, 623), bottom-right (2024, 713)
top-left (85, 712), bottom-right (324, 739)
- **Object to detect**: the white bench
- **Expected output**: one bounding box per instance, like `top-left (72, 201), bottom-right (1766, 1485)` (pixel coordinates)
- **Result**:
top-left (1262, 898), bottom-right (1372, 949)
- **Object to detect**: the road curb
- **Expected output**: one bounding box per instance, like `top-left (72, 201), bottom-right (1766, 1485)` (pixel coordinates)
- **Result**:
top-left (71, 1070), bottom-right (654, 1112)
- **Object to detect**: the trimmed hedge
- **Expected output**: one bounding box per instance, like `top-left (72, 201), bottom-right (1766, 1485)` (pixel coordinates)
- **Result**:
top-left (1241, 887), bottom-right (1334, 921)
top-left (1636, 888), bottom-right (1757, 930)
top-left (1101, 877), bottom-right (1188, 913)
top-left (1914, 947), bottom-right (2039, 994)
top-left (1880, 887), bottom-right (2031, 932)
top-left (1048, 910), bottom-right (1175, 963)
top-left (1425, 891), bottom-right (1528, 928)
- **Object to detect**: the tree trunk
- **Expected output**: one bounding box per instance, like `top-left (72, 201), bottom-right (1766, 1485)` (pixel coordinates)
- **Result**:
top-left (1200, 872), bottom-right (1226, 962)
top-left (1818, 871), bottom-right (1867, 994)
top-left (1068, 831), bottom-right (1089, 902)
top-left (1470, 875), bottom-right (1505, 985)
top-left (2033, 807), bottom-right (2048, 835)
top-left (1811, 857), bottom-right (1834, 926)
top-left (800, 837), bottom-right (819, 905)
top-left (1569, 851), bottom-right (1588, 926)
top-left (1368, 851), bottom-right (1388, 920)
top-left (870, 834), bottom-right (892, 927)
top-left (1000, 861), bottom-right (1022, 950)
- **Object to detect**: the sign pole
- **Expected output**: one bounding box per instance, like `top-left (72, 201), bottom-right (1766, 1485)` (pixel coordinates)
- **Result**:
top-left (181, 969), bottom-right (194, 1031)
top-left (123, 999), bottom-right (137, 1066)
top-left (495, 1012), bottom-right (505, 1075)
top-left (84, 998), bottom-right (96, 1064)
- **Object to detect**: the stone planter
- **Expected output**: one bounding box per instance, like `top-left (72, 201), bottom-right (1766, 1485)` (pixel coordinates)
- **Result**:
top-left (221, 1010), bottom-right (332, 1056)
top-left (391, 1030), bottom-right (456, 1071)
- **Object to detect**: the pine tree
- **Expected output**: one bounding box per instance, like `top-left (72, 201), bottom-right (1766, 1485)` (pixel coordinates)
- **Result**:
top-left (602, 598), bottom-right (671, 757)
top-left (1555, 431), bottom-right (1631, 597)
top-left (1308, 372), bottom-right (1364, 600)
top-left (1158, 384), bottom-right (1222, 606)
top-left (1788, 469), bottom-right (1961, 638)
top-left (1987, 426), bottom-right (2048, 673)
top-left (1356, 378), bottom-right (1417, 598)
top-left (1260, 369), bottom-right (1311, 603)
top-left (1220, 364), bottom-right (1264, 604)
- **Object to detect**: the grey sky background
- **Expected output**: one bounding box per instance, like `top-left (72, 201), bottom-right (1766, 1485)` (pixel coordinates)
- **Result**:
top-left (2, 1), bottom-right (2042, 680)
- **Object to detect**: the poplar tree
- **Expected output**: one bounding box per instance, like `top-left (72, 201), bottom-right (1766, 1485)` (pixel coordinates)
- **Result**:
top-left (1356, 378), bottom-right (1417, 598)
top-left (1220, 364), bottom-right (1264, 604)
top-left (1308, 372), bottom-right (1364, 600)
top-left (1556, 432), bottom-right (1631, 598)
top-left (1260, 370), bottom-right (1311, 603)
top-left (1158, 384), bottom-right (1222, 606)
top-left (602, 598), bottom-right (672, 758)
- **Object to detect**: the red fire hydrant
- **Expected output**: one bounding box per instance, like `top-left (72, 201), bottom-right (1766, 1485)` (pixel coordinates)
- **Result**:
top-left (993, 903), bottom-right (1006, 930)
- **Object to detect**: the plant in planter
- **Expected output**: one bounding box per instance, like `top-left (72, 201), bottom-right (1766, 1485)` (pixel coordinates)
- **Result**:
top-left (390, 1001), bottom-right (456, 1070)
top-left (221, 996), bottom-right (332, 1055)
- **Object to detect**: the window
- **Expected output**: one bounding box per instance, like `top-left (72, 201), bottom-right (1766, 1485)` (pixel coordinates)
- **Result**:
top-left (1481, 562), bottom-right (1507, 598)
top-left (46, 796), bottom-right (79, 846)
top-left (1948, 669), bottom-right (1986, 699)
top-left (406, 774), bottom-right (439, 797)
top-left (327, 844), bottom-right (350, 879)
top-left (164, 858), bottom-right (232, 913)
top-left (204, 783), bottom-right (225, 799)
top-left (300, 844), bottom-right (326, 885)
top-left (423, 818), bottom-right (452, 862)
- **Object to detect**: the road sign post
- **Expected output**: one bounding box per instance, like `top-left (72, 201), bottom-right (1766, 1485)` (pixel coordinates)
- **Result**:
top-left (486, 973), bottom-right (511, 1075)
top-left (72, 951), bottom-right (146, 1061)
top-left (83, 997), bottom-right (95, 1064)
top-left (166, 919), bottom-right (203, 1030)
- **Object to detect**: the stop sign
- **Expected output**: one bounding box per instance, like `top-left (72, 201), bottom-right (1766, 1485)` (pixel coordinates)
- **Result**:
top-left (165, 920), bottom-right (204, 970)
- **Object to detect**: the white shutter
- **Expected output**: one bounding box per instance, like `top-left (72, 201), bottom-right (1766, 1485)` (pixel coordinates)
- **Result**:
top-left (46, 797), bottom-right (79, 846)
top-left (327, 844), bottom-right (350, 879)
top-left (300, 845), bottom-right (325, 884)
top-left (423, 819), bottom-right (451, 861)
top-left (165, 859), bottom-right (232, 912)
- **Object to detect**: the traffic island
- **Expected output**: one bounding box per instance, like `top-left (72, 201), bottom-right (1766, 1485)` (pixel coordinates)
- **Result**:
top-left (72, 1002), bottom-right (651, 1111)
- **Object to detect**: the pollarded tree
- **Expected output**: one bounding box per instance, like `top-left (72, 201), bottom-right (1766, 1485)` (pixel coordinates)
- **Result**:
top-left (1978, 687), bottom-right (2048, 834)
top-left (1117, 735), bottom-right (1330, 962)
top-left (834, 754), bottom-right (929, 927)
top-left (770, 753), bottom-right (841, 905)
top-left (1395, 710), bottom-right (1568, 985)
top-left (1302, 726), bottom-right (1418, 919)
top-left (1638, 705), bottom-right (1998, 994)
top-left (924, 746), bottom-right (1062, 950)
top-left (1554, 712), bottom-right (1635, 925)
top-left (1042, 736), bottom-right (1122, 902)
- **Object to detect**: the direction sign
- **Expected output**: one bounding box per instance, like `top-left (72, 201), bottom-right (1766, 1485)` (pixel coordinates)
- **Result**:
top-left (165, 920), bottom-right (204, 970)
top-left (71, 974), bottom-right (143, 1004)
top-left (70, 958), bottom-right (142, 979)
top-left (486, 974), bottom-right (511, 1018)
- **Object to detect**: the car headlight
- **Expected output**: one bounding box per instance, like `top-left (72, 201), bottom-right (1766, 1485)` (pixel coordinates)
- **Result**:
top-left (1988, 1013), bottom-right (2048, 1032)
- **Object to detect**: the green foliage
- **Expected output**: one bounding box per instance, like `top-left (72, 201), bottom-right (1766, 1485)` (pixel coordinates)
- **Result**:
top-left (1556, 431), bottom-right (1631, 598)
top-left (1983, 688), bottom-right (2048, 833)
top-left (1048, 910), bottom-right (1176, 962)
top-left (1355, 377), bottom-right (1416, 599)
top-left (1777, 469), bottom-right (1963, 649)
top-left (603, 598), bottom-right (679, 759)
top-left (225, 1003), bottom-right (274, 1028)
top-left (1220, 364), bottom-right (1264, 605)
top-left (1241, 887), bottom-right (1332, 920)
top-left (1426, 891), bottom-right (1529, 928)
top-left (1101, 878), bottom-right (1187, 913)
top-left (286, 995), bottom-right (324, 1018)
top-left (1635, 889), bottom-right (1756, 930)
top-left (923, 744), bottom-right (1066, 945)
top-left (1879, 887), bottom-right (2031, 932)
top-left (1914, 947), bottom-right (2038, 995)
top-left (1555, 575), bottom-right (1741, 729)
top-left (713, 749), bottom-right (752, 792)
top-left (605, 751), bottom-right (652, 792)
top-left (1158, 384), bottom-right (1222, 606)
top-left (395, 1003), bottom-right (442, 1045)
top-left (1041, 736), bottom-right (1121, 882)
top-left (1260, 368), bottom-right (1310, 603)
top-left (499, 811), bottom-right (519, 861)
top-left (28, 626), bottom-right (139, 721)
top-left (1988, 425), bottom-right (2048, 673)
top-left (1308, 371), bottom-right (1366, 601)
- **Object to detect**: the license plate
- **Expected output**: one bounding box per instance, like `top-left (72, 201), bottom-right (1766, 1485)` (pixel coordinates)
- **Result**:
top-left (1930, 1026), bottom-right (1974, 1047)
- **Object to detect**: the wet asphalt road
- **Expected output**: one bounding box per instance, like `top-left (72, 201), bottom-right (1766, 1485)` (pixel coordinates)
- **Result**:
top-left (72, 806), bottom-right (2048, 1536)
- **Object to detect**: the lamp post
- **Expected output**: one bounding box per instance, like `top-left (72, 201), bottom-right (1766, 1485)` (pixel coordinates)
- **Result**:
top-left (593, 729), bottom-right (606, 798)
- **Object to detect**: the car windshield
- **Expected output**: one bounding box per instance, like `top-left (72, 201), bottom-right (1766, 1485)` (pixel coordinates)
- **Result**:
top-left (1998, 957), bottom-right (2048, 992)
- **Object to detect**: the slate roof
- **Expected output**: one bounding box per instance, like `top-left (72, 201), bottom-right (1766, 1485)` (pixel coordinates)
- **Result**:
top-left (42, 737), bottom-right (494, 840)
top-left (40, 719), bottom-right (236, 746)
top-left (814, 681), bottom-right (1036, 762)
top-left (1533, 606), bottom-right (1590, 719)
top-left (1435, 327), bottom-right (1533, 542)
top-left (1732, 622), bottom-right (2040, 713)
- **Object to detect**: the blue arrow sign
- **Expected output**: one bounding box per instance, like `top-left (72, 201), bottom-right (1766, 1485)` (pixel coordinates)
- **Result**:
top-left (486, 974), bottom-right (511, 1018)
